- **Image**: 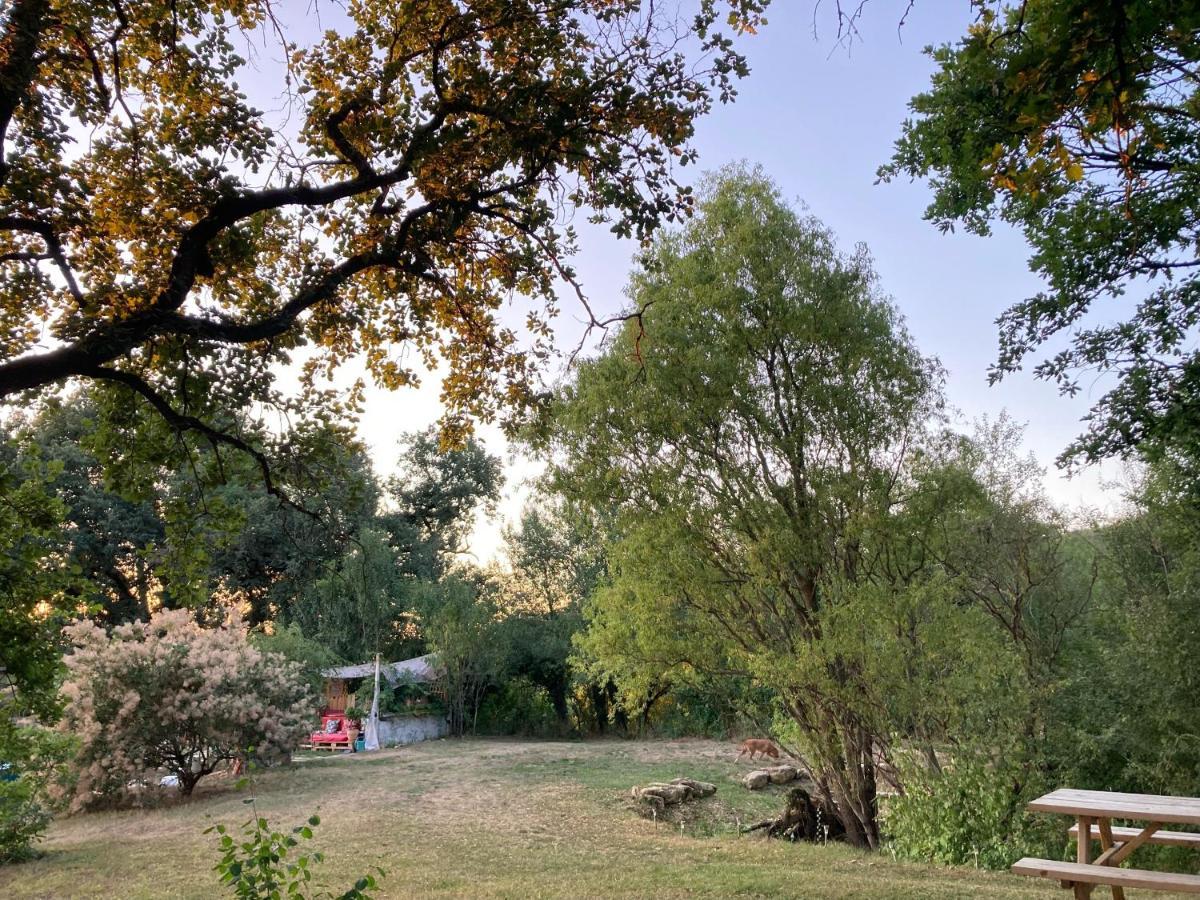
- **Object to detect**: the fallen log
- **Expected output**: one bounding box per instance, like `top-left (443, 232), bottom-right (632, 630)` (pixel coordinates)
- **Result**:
top-left (631, 777), bottom-right (717, 810)
top-left (742, 786), bottom-right (846, 842)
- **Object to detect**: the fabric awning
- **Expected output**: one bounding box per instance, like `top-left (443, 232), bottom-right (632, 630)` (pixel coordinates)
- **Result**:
top-left (322, 653), bottom-right (437, 683)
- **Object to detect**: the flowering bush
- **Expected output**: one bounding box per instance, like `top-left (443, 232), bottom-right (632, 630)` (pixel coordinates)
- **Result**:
top-left (61, 609), bottom-right (314, 808)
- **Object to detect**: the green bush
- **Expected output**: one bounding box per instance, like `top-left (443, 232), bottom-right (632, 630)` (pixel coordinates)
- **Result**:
top-left (0, 720), bottom-right (76, 863)
top-left (0, 778), bottom-right (50, 865)
top-left (208, 804), bottom-right (383, 899)
top-left (252, 624), bottom-right (341, 698)
top-left (354, 674), bottom-right (442, 720)
top-left (885, 753), bottom-right (1055, 870)
top-left (647, 686), bottom-right (729, 739)
top-left (643, 678), bottom-right (773, 740)
top-left (475, 677), bottom-right (561, 737)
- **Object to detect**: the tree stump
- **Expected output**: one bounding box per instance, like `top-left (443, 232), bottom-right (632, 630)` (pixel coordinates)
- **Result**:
top-left (741, 786), bottom-right (846, 842)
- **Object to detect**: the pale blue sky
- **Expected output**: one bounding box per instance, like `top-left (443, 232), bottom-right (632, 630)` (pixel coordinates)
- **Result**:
top-left (285, 3), bottom-right (1125, 559)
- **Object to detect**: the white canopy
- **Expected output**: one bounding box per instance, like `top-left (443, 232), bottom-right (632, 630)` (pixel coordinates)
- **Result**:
top-left (322, 653), bottom-right (437, 683)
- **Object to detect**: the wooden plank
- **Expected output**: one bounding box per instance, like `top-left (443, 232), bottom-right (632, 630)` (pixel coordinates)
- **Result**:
top-left (1033, 789), bottom-right (1200, 812)
top-left (1070, 823), bottom-right (1200, 849)
top-left (1051, 792), bottom-right (1200, 816)
top-left (1102, 824), bottom-right (1161, 868)
top-left (1096, 819), bottom-right (1125, 900)
top-left (1076, 817), bottom-right (1094, 900)
top-left (1012, 858), bottom-right (1200, 893)
top-left (1029, 789), bottom-right (1200, 826)
top-left (1078, 816), bottom-right (1092, 864)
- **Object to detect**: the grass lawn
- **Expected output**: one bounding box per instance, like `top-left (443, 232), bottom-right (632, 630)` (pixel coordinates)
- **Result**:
top-left (0, 737), bottom-right (1070, 898)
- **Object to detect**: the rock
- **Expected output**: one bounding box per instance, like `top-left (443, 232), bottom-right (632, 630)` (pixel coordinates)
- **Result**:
top-left (744, 770), bottom-right (770, 790)
top-left (767, 765), bottom-right (797, 784)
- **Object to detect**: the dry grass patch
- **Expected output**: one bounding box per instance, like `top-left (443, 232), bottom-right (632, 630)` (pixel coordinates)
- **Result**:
top-left (0, 738), bottom-right (1064, 899)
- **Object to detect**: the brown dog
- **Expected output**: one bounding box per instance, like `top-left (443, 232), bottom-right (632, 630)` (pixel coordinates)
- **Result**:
top-left (736, 738), bottom-right (781, 761)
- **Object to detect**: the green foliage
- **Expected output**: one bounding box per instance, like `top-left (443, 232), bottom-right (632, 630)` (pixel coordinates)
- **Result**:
top-left (416, 576), bottom-right (510, 737)
top-left (252, 624), bottom-right (342, 699)
top-left (0, 434), bottom-right (77, 717)
top-left (0, 0), bottom-right (764, 475)
top-left (546, 165), bottom-right (945, 847)
top-left (383, 429), bottom-right (503, 582)
top-left (286, 429), bottom-right (503, 664)
top-left (882, 1), bottom-right (1200, 466)
top-left (0, 778), bottom-right (49, 867)
top-left (369, 673), bottom-right (440, 718)
top-left (495, 498), bottom-right (606, 729)
top-left (474, 677), bottom-right (561, 737)
top-left (1069, 458), bottom-right (1200, 806)
top-left (208, 806), bottom-right (382, 899)
top-left (887, 754), bottom-right (1056, 871)
top-left (290, 528), bottom-right (408, 664)
top-left (648, 681), bottom-right (752, 739)
top-left (0, 720), bottom-right (76, 863)
top-left (4, 389), bottom-right (379, 625)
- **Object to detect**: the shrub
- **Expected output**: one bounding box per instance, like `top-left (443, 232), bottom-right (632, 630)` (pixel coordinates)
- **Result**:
top-left (61, 608), bottom-right (314, 808)
top-left (364, 672), bottom-right (441, 718)
top-left (0, 717), bottom-right (76, 863)
top-left (208, 805), bottom-right (383, 899)
top-left (252, 624), bottom-right (341, 698)
top-left (885, 753), bottom-right (1056, 870)
top-left (475, 677), bottom-right (560, 737)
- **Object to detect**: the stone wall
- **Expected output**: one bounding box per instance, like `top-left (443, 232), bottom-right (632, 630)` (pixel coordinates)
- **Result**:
top-left (375, 714), bottom-right (448, 747)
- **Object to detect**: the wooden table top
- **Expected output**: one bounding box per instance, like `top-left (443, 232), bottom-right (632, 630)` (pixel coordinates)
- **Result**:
top-left (1029, 789), bottom-right (1200, 826)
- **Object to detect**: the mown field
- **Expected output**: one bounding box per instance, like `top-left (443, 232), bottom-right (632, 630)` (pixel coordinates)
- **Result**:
top-left (0, 738), bottom-right (1069, 899)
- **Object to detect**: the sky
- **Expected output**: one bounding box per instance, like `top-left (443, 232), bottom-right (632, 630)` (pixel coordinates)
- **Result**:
top-left (176, 0), bottom-right (1132, 569)
top-left (324, 2), bottom-right (1128, 563)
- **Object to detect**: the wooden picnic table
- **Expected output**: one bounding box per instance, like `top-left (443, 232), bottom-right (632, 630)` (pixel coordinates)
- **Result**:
top-left (1013, 788), bottom-right (1200, 898)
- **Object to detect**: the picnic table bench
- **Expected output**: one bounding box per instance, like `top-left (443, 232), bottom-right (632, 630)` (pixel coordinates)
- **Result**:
top-left (1013, 788), bottom-right (1200, 898)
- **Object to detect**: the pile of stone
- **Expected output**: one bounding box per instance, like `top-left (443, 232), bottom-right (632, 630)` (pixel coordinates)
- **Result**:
top-left (742, 764), bottom-right (800, 790)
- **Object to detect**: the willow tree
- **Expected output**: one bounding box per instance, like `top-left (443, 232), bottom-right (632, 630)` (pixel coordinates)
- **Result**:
top-left (546, 168), bottom-right (943, 847)
top-left (0, 0), bottom-right (766, 493)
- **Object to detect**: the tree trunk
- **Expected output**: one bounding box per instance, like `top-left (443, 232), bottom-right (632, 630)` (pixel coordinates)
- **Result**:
top-left (0, 0), bottom-right (49, 187)
top-left (588, 682), bottom-right (610, 734)
top-left (614, 702), bottom-right (629, 734)
top-left (743, 785), bottom-right (846, 842)
top-left (548, 679), bottom-right (570, 724)
top-left (177, 768), bottom-right (206, 796)
top-left (785, 699), bottom-right (882, 848)
top-left (637, 682), bottom-right (670, 734)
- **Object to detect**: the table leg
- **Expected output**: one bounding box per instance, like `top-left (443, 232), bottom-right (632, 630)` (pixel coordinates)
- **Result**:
top-left (1075, 816), bottom-right (1094, 899)
top-left (1096, 818), bottom-right (1125, 900)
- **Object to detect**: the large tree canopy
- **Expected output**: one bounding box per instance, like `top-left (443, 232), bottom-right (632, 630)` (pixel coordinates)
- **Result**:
top-left (381, 427), bottom-right (503, 579)
top-left (4, 388), bottom-right (378, 622)
top-left (882, 1), bottom-right (1200, 467)
top-left (0, 0), bottom-right (765, 476)
top-left (545, 167), bottom-right (945, 846)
